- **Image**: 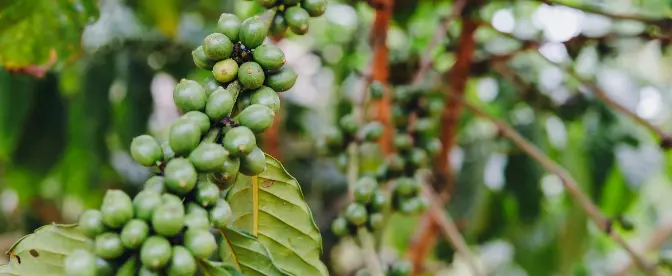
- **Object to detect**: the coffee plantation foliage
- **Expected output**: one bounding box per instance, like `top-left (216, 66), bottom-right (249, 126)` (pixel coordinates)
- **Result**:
top-left (3, 0), bottom-right (672, 275)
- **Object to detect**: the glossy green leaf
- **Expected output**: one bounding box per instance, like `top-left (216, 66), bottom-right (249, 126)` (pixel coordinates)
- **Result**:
top-left (197, 259), bottom-right (242, 276)
top-left (0, 224), bottom-right (91, 276)
top-left (226, 154), bottom-right (328, 276)
top-left (219, 227), bottom-right (290, 276)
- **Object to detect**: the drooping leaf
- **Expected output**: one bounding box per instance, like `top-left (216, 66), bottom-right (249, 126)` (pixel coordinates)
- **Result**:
top-left (197, 258), bottom-right (243, 276)
top-left (219, 227), bottom-right (290, 276)
top-left (0, 224), bottom-right (91, 276)
top-left (226, 154), bottom-right (328, 276)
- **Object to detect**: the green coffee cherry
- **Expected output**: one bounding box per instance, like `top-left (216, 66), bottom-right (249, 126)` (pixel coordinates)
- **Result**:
top-left (168, 246), bottom-right (197, 276)
top-left (130, 135), bottom-right (163, 167)
top-left (408, 148), bottom-right (429, 168)
top-left (239, 17), bottom-right (266, 49)
top-left (264, 66), bottom-right (297, 92)
top-left (386, 153), bottom-right (405, 173)
top-left (194, 181), bottom-right (220, 208)
top-left (203, 33), bottom-right (233, 61)
top-left (285, 6), bottom-right (310, 35)
top-left (394, 177), bottom-right (419, 196)
top-left (269, 13), bottom-right (288, 37)
top-left (95, 232), bottom-right (125, 259)
top-left (371, 191), bottom-right (390, 212)
top-left (192, 46), bottom-right (216, 70)
top-left (173, 79), bottom-right (207, 113)
top-left (162, 142), bottom-right (175, 163)
top-left (354, 177), bottom-right (377, 204)
top-left (182, 111), bottom-right (211, 135)
top-left (101, 190), bottom-right (133, 229)
top-left (413, 118), bottom-right (439, 138)
top-left (144, 176), bottom-right (165, 193)
top-left (393, 133), bottom-right (413, 151)
top-left (375, 164), bottom-right (389, 181)
top-left (369, 80), bottom-right (384, 100)
top-left (184, 229), bottom-right (217, 258)
top-left (238, 62), bottom-right (265, 90)
top-left (250, 86), bottom-right (281, 113)
top-left (140, 236), bottom-right (172, 270)
top-left (210, 155), bottom-right (241, 188)
top-left (184, 212), bottom-right (210, 230)
top-left (133, 190), bottom-right (162, 221)
top-left (78, 210), bottom-right (105, 238)
top-left (331, 217), bottom-right (349, 237)
top-left (186, 202), bottom-right (209, 217)
top-left (339, 114), bottom-right (358, 134)
top-left (361, 121), bottom-right (384, 141)
top-left (368, 213), bottom-right (385, 230)
top-left (253, 44), bottom-right (286, 71)
top-left (392, 104), bottom-right (409, 128)
top-left (189, 143), bottom-right (229, 172)
top-left (423, 138), bottom-right (442, 157)
top-left (210, 200), bottom-right (232, 229)
top-left (162, 193), bottom-right (185, 208)
top-left (427, 98), bottom-right (445, 118)
top-left (217, 13), bottom-right (242, 42)
top-left (164, 157), bottom-right (198, 195)
top-left (121, 219), bottom-right (149, 249)
top-left (64, 249), bottom-right (97, 276)
top-left (236, 92), bottom-right (252, 111)
top-left (302, 0), bottom-right (327, 17)
top-left (399, 197), bottom-right (424, 214)
top-left (344, 203), bottom-right (368, 226)
top-left (212, 59), bottom-right (239, 83)
top-left (390, 260), bottom-right (413, 276)
top-left (169, 119), bottom-right (201, 156)
top-left (223, 126), bottom-right (257, 157)
top-left (206, 87), bottom-right (235, 121)
top-left (324, 126), bottom-right (344, 148)
top-left (239, 104), bottom-right (275, 133)
top-left (240, 147), bottom-right (267, 176)
top-left (95, 257), bottom-right (114, 276)
top-left (201, 76), bottom-right (221, 97)
top-left (152, 202), bottom-right (185, 237)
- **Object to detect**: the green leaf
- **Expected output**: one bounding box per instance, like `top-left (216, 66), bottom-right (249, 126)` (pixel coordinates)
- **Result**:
top-left (226, 154), bottom-right (328, 276)
top-left (197, 258), bottom-right (243, 276)
top-left (219, 227), bottom-right (290, 276)
top-left (0, 0), bottom-right (97, 68)
top-left (0, 224), bottom-right (91, 276)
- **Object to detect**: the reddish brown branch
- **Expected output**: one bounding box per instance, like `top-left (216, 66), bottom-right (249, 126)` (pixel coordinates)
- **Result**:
top-left (408, 3), bottom-right (477, 273)
top-left (371, 0), bottom-right (393, 155)
top-left (460, 98), bottom-right (656, 274)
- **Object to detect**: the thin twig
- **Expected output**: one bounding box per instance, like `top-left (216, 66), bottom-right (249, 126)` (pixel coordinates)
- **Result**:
top-left (410, 0), bottom-right (468, 86)
top-left (616, 225), bottom-right (672, 276)
top-left (357, 228), bottom-right (386, 276)
top-left (458, 97), bottom-right (657, 274)
top-left (533, 0), bottom-right (666, 25)
top-left (418, 171), bottom-right (482, 276)
top-left (534, 52), bottom-right (672, 148)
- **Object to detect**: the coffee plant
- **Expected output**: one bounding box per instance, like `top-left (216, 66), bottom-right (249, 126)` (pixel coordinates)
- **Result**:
top-left (0, 4), bottom-right (329, 276)
top-left (5, 0), bottom-right (672, 275)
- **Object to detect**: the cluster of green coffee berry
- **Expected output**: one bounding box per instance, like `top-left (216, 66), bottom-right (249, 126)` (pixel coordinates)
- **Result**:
top-left (251, 0), bottom-right (326, 36)
top-left (65, 180), bottom-right (230, 276)
top-left (354, 259), bottom-right (413, 276)
top-left (368, 84), bottom-right (443, 215)
top-left (192, 13), bottom-right (297, 93)
top-left (331, 176), bottom-right (389, 237)
top-left (62, 12), bottom-right (301, 275)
